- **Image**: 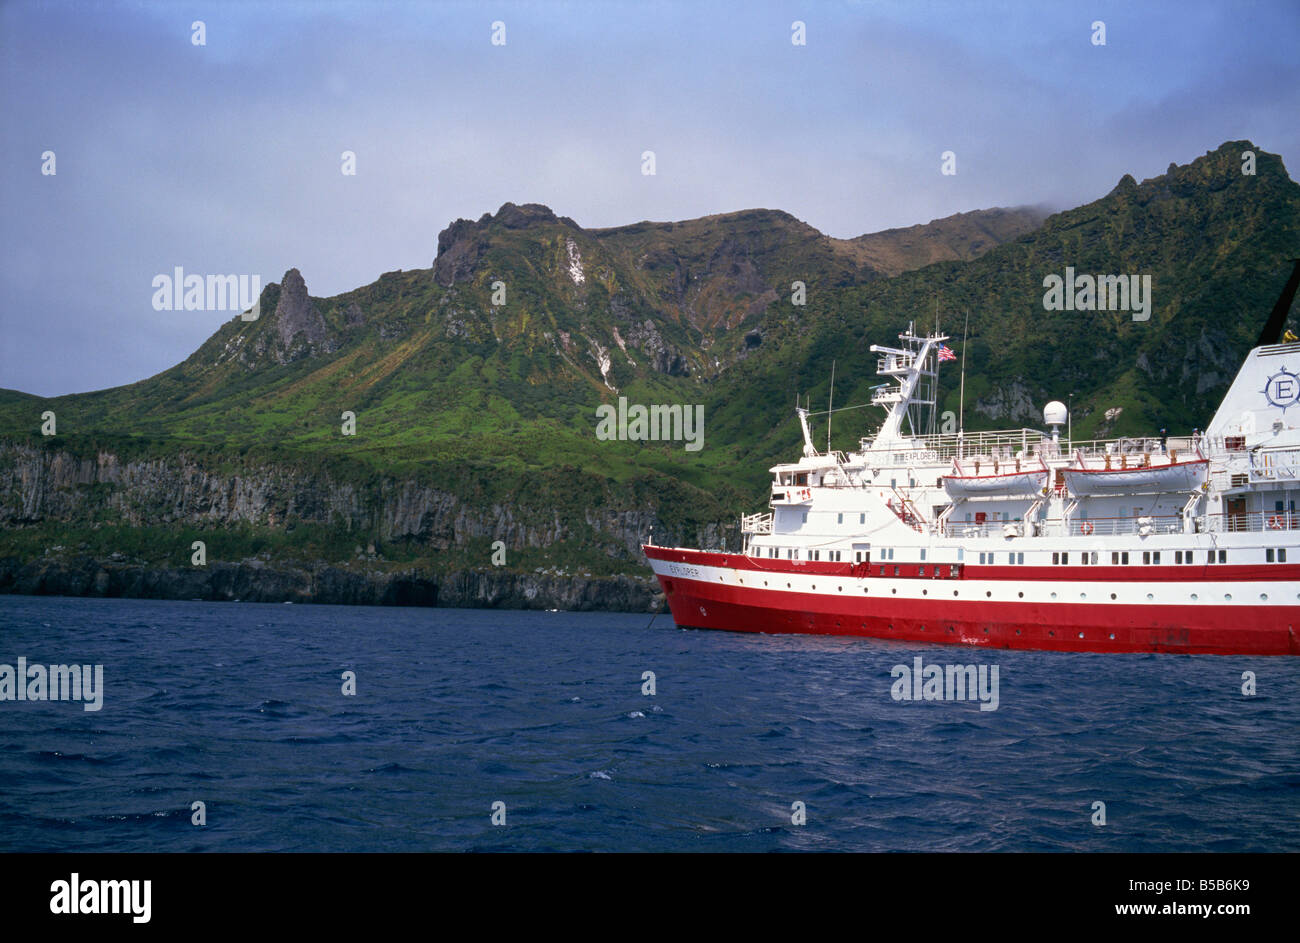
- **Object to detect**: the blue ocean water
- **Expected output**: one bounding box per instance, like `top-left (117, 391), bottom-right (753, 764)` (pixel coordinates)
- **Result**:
top-left (0, 594), bottom-right (1296, 852)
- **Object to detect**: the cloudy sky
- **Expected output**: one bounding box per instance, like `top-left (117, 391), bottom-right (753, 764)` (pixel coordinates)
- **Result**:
top-left (3, 0), bottom-right (1298, 396)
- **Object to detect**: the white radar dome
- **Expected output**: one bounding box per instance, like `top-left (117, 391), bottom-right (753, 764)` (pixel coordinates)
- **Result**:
top-left (1043, 401), bottom-right (1068, 426)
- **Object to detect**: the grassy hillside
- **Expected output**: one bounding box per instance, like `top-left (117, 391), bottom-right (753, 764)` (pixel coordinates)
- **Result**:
top-left (2, 140), bottom-right (1297, 585)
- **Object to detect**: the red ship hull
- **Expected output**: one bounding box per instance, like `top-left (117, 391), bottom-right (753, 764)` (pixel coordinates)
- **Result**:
top-left (645, 545), bottom-right (1300, 655)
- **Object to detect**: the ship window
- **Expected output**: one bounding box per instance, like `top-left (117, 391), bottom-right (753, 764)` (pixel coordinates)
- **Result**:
top-left (920, 549), bottom-right (927, 561)
top-left (1122, 552), bottom-right (1129, 565)
top-left (1062, 552), bottom-right (1069, 565)
top-left (1175, 551), bottom-right (1182, 564)
top-left (837, 513), bottom-right (843, 524)
top-left (1185, 553), bottom-right (1193, 565)
top-left (1219, 550), bottom-right (1227, 563)
top-left (1018, 552), bottom-right (1025, 565)
top-left (1207, 551), bottom-right (1214, 564)
top-left (894, 566), bottom-right (900, 576)
top-left (1267, 548), bottom-right (1275, 562)
top-left (890, 478), bottom-right (896, 488)
top-left (1143, 551), bottom-right (1150, 565)
top-left (1112, 552), bottom-right (1119, 565)
top-left (880, 566), bottom-right (886, 576)
top-left (957, 549), bottom-right (964, 561)
top-left (1091, 552), bottom-right (1098, 564)
top-left (1053, 553), bottom-right (1059, 565)
top-left (1153, 552), bottom-right (1160, 564)
top-left (787, 549), bottom-right (793, 559)
top-left (859, 513), bottom-right (866, 524)
top-left (1281, 549), bottom-right (1288, 562)
top-left (801, 512), bottom-right (808, 523)
top-left (855, 551), bottom-right (861, 563)
top-left (918, 566), bottom-right (926, 576)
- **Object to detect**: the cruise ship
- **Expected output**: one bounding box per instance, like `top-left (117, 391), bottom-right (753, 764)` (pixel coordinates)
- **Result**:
top-left (644, 264), bottom-right (1300, 654)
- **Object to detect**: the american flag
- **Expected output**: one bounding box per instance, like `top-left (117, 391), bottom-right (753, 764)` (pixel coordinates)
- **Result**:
top-left (936, 344), bottom-right (956, 362)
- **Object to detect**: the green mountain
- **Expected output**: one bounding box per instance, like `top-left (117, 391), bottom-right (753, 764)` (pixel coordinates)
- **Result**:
top-left (2, 140), bottom-right (1297, 607)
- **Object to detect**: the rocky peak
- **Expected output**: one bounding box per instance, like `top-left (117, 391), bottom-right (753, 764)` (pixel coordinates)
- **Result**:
top-left (434, 202), bottom-right (579, 286)
top-left (274, 269), bottom-right (329, 351)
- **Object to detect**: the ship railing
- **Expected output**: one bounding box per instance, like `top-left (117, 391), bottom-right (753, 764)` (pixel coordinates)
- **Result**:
top-left (943, 515), bottom-right (1185, 539)
top-left (859, 429), bottom-right (1053, 465)
top-left (1064, 515), bottom-right (1185, 537)
top-left (876, 354), bottom-right (915, 374)
top-left (1205, 511), bottom-right (1300, 533)
top-left (857, 431), bottom-right (1217, 468)
top-left (741, 512), bottom-right (774, 534)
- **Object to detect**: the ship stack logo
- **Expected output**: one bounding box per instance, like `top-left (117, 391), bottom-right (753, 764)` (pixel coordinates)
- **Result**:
top-left (1262, 366), bottom-right (1300, 412)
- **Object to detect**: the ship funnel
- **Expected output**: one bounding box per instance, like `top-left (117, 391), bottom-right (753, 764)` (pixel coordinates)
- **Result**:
top-left (1254, 258), bottom-right (1300, 347)
top-left (1207, 262), bottom-right (1300, 443)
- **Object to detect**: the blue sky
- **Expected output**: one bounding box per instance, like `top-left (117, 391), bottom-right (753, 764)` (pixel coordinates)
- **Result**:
top-left (3, 0), bottom-right (1298, 396)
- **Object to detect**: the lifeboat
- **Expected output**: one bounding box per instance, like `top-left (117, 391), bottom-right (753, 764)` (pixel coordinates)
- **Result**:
top-left (1063, 456), bottom-right (1208, 495)
top-left (941, 459), bottom-right (1048, 497)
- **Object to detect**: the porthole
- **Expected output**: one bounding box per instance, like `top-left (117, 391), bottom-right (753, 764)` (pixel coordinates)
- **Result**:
top-left (1049, 630), bottom-right (1055, 637)
top-left (892, 588), bottom-right (897, 594)
top-left (1050, 592), bottom-right (1057, 599)
top-left (1110, 593), bottom-right (1116, 600)
top-left (1109, 633), bottom-right (1115, 640)
top-left (923, 589), bottom-right (928, 596)
top-left (1260, 593), bottom-right (1268, 601)
top-left (1080, 593), bottom-right (1087, 600)
top-left (1190, 593), bottom-right (1197, 601)
top-left (1225, 593), bottom-right (1232, 601)
top-left (1018, 591), bottom-right (1024, 598)
top-left (1077, 632), bottom-right (1084, 639)
top-left (953, 590), bottom-right (959, 597)
top-left (1015, 629), bottom-right (1021, 635)
top-left (986, 591), bottom-right (992, 598)
top-left (1146, 593), bottom-right (1153, 601)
